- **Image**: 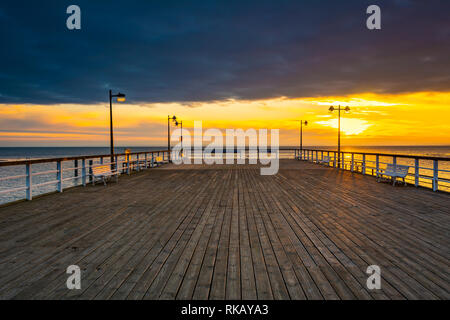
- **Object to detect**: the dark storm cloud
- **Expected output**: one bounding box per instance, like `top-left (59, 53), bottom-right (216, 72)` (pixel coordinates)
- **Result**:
top-left (0, 0), bottom-right (449, 104)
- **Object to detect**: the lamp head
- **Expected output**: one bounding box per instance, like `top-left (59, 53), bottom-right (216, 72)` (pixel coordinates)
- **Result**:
top-left (329, 106), bottom-right (335, 112)
top-left (116, 93), bottom-right (126, 102)
top-left (345, 106), bottom-right (350, 112)
top-left (304, 120), bottom-right (308, 126)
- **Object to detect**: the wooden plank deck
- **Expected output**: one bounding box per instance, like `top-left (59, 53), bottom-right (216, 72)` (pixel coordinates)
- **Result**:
top-left (0, 160), bottom-right (449, 300)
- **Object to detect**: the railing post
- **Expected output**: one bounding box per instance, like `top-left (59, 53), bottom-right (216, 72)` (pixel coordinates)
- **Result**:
top-left (57, 161), bottom-right (63, 192)
top-left (433, 160), bottom-right (438, 192)
top-left (414, 158), bottom-right (419, 187)
top-left (145, 153), bottom-right (148, 168)
top-left (362, 154), bottom-right (366, 175)
top-left (351, 153), bottom-right (354, 172)
top-left (89, 160), bottom-right (93, 183)
top-left (137, 154), bottom-right (140, 171)
top-left (26, 163), bottom-right (32, 200)
top-left (152, 153), bottom-right (155, 167)
top-left (82, 159), bottom-right (86, 186)
top-left (333, 152), bottom-right (336, 167)
top-left (342, 152), bottom-right (345, 169)
top-left (74, 159), bottom-right (79, 178)
top-left (100, 157), bottom-right (104, 165)
top-left (393, 156), bottom-right (397, 170)
top-left (127, 154), bottom-right (130, 175)
top-left (115, 155), bottom-right (118, 171)
top-left (376, 155), bottom-right (380, 175)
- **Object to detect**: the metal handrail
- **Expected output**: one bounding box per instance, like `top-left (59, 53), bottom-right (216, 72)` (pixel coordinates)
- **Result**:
top-left (287, 147), bottom-right (450, 161)
top-left (0, 149), bottom-right (170, 167)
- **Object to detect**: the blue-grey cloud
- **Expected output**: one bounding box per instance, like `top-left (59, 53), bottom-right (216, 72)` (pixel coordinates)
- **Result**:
top-left (0, 0), bottom-right (449, 104)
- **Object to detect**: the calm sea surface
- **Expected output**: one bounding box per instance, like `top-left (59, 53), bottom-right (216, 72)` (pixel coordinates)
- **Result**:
top-left (0, 146), bottom-right (449, 204)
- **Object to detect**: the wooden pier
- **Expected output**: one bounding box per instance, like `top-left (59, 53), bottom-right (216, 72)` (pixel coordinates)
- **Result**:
top-left (0, 160), bottom-right (449, 300)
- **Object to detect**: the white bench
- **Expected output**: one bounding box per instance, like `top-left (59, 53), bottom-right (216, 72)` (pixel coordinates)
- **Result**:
top-left (318, 156), bottom-right (330, 165)
top-left (92, 165), bottom-right (120, 186)
top-left (377, 164), bottom-right (409, 186)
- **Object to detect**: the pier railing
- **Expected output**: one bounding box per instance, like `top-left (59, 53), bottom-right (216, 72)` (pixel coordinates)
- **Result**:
top-left (0, 150), bottom-right (169, 204)
top-left (294, 148), bottom-right (450, 192)
top-left (1, 147), bottom-right (448, 204)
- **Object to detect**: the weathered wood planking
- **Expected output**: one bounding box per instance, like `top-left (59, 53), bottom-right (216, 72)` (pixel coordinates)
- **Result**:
top-left (0, 160), bottom-right (448, 300)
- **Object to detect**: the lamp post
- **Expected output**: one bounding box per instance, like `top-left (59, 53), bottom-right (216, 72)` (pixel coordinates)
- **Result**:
top-left (173, 119), bottom-right (183, 158)
top-left (328, 105), bottom-right (350, 168)
top-left (168, 115), bottom-right (177, 162)
top-left (299, 120), bottom-right (308, 153)
top-left (179, 120), bottom-right (183, 150)
top-left (109, 90), bottom-right (126, 168)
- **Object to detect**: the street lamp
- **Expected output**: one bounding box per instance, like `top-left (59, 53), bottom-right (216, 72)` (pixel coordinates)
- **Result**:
top-left (328, 105), bottom-right (350, 168)
top-left (299, 120), bottom-right (308, 153)
top-left (173, 120), bottom-right (184, 159)
top-left (109, 90), bottom-right (126, 168)
top-left (168, 115), bottom-right (178, 162)
top-left (174, 120), bottom-right (183, 150)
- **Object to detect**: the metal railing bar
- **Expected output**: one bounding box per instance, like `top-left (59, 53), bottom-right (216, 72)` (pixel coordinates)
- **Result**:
top-left (32, 170), bottom-right (59, 176)
top-left (0, 175), bottom-right (27, 181)
top-left (34, 180), bottom-right (59, 187)
top-left (0, 186), bottom-right (28, 194)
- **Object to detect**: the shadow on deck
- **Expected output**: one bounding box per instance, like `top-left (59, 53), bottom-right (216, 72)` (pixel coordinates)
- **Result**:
top-left (0, 160), bottom-right (449, 300)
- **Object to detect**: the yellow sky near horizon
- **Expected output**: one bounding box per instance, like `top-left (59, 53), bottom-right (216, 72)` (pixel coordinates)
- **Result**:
top-left (0, 91), bottom-right (449, 147)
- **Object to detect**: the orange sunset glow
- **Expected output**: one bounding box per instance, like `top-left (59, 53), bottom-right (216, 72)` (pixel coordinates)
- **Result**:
top-left (0, 91), bottom-right (449, 147)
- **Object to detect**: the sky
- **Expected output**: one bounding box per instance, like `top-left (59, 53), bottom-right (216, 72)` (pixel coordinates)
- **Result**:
top-left (0, 0), bottom-right (449, 147)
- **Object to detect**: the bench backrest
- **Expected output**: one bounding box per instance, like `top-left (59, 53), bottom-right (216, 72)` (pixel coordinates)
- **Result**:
top-left (92, 165), bottom-right (112, 175)
top-left (385, 163), bottom-right (409, 176)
